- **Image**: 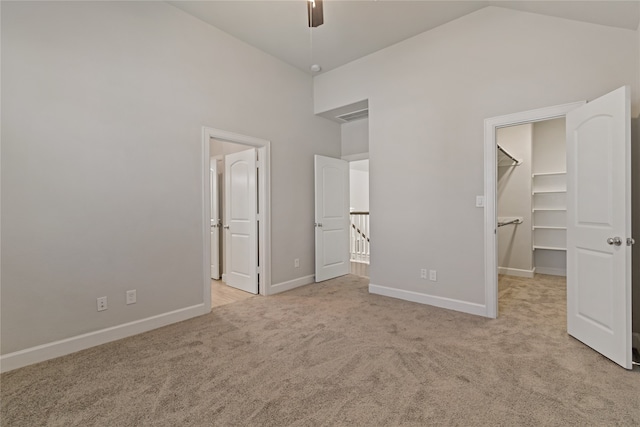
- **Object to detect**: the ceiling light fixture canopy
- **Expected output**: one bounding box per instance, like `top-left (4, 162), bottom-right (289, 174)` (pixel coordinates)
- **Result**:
top-left (307, 0), bottom-right (324, 28)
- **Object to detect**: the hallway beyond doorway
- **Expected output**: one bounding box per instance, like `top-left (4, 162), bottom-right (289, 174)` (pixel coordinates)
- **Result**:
top-left (211, 280), bottom-right (255, 308)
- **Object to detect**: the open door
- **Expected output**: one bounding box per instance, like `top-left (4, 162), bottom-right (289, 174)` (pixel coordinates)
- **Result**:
top-left (210, 158), bottom-right (221, 279)
top-left (224, 148), bottom-right (258, 294)
top-left (314, 155), bottom-right (350, 282)
top-left (566, 86), bottom-right (633, 369)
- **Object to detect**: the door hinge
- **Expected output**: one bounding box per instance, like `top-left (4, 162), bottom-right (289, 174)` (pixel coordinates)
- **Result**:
top-left (628, 237), bottom-right (635, 246)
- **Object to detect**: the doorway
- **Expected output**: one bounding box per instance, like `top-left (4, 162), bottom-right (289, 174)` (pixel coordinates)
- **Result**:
top-left (484, 101), bottom-right (584, 318)
top-left (211, 142), bottom-right (258, 294)
top-left (484, 87), bottom-right (634, 369)
top-left (201, 127), bottom-right (271, 312)
top-left (349, 158), bottom-right (370, 278)
top-left (496, 118), bottom-right (567, 316)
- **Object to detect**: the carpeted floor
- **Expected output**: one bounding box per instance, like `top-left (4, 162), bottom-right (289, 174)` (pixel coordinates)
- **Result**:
top-left (2, 274), bottom-right (639, 426)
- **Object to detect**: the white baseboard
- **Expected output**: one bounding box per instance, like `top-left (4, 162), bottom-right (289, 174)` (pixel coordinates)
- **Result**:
top-left (369, 283), bottom-right (486, 317)
top-left (221, 273), bottom-right (227, 282)
top-left (0, 304), bottom-right (208, 373)
top-left (497, 267), bottom-right (535, 278)
top-left (535, 267), bottom-right (566, 277)
top-left (269, 274), bottom-right (315, 295)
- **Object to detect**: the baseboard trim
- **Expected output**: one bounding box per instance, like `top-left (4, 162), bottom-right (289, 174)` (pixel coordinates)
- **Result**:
top-left (269, 274), bottom-right (315, 295)
top-left (535, 267), bottom-right (566, 277)
top-left (497, 267), bottom-right (535, 278)
top-left (369, 283), bottom-right (487, 317)
top-left (0, 304), bottom-right (208, 373)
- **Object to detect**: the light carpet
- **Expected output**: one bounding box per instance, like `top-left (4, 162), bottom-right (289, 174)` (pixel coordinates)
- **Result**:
top-left (2, 274), bottom-right (639, 426)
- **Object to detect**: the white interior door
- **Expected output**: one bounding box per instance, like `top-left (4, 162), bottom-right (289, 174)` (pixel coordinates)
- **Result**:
top-left (314, 155), bottom-right (350, 282)
top-left (224, 148), bottom-right (258, 294)
top-left (566, 86), bottom-right (632, 369)
top-left (210, 159), bottom-right (221, 279)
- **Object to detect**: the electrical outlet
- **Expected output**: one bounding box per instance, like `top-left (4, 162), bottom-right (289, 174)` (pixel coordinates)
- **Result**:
top-left (294, 258), bottom-right (300, 268)
top-left (126, 289), bottom-right (137, 305)
top-left (97, 296), bottom-right (107, 312)
top-left (420, 269), bottom-right (427, 279)
top-left (429, 270), bottom-right (437, 282)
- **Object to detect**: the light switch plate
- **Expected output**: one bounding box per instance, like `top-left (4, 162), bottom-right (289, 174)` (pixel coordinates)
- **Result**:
top-left (476, 196), bottom-right (485, 208)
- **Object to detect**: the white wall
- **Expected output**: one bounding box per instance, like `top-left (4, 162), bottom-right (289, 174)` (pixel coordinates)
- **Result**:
top-left (341, 119), bottom-right (369, 158)
top-left (314, 6), bottom-right (639, 313)
top-left (497, 124), bottom-right (532, 274)
top-left (349, 160), bottom-right (369, 212)
top-left (1, 2), bottom-right (340, 358)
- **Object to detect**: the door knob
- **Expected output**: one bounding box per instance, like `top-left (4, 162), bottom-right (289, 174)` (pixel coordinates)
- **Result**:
top-left (607, 237), bottom-right (622, 246)
top-left (223, 225), bottom-right (230, 230)
top-left (315, 223), bottom-right (323, 228)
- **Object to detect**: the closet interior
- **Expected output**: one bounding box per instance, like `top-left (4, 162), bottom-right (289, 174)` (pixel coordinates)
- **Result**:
top-left (497, 117), bottom-right (567, 278)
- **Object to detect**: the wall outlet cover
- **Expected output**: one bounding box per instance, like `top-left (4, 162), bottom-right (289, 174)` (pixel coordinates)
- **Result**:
top-left (97, 296), bottom-right (107, 311)
top-left (126, 290), bottom-right (137, 305)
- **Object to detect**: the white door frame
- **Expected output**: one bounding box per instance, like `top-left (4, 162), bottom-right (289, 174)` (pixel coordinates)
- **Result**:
top-left (483, 101), bottom-right (585, 318)
top-left (202, 127), bottom-right (271, 310)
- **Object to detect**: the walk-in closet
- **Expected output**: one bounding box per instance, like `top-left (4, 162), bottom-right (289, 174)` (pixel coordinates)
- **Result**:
top-left (497, 118), bottom-right (567, 279)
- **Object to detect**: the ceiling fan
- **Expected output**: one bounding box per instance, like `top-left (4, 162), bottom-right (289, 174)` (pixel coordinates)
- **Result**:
top-left (307, 0), bottom-right (324, 28)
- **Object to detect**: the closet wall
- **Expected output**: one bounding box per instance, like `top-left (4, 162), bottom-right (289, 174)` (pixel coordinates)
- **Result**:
top-left (497, 124), bottom-right (533, 276)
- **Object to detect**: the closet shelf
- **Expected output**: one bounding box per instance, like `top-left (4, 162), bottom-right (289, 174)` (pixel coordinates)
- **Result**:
top-left (532, 190), bottom-right (566, 194)
top-left (533, 226), bottom-right (566, 230)
top-left (532, 171), bottom-right (566, 177)
top-left (497, 144), bottom-right (522, 167)
top-left (533, 245), bottom-right (566, 251)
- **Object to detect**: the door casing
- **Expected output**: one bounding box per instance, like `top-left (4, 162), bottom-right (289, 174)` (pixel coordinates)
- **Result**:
top-left (483, 101), bottom-right (585, 318)
top-left (202, 127), bottom-right (271, 312)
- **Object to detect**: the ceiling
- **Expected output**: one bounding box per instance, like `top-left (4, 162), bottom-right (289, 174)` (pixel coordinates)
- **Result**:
top-left (170, 1), bottom-right (640, 74)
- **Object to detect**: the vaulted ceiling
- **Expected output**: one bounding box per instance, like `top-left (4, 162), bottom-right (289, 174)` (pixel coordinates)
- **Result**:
top-left (170, 1), bottom-right (640, 74)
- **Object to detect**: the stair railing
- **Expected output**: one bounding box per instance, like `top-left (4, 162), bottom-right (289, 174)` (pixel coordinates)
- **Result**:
top-left (350, 211), bottom-right (370, 263)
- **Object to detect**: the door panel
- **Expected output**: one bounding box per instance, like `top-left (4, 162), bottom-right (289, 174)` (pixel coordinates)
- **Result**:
top-left (314, 155), bottom-right (350, 282)
top-left (224, 149), bottom-right (258, 294)
top-left (566, 86), bottom-right (632, 369)
top-left (210, 159), bottom-right (220, 279)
